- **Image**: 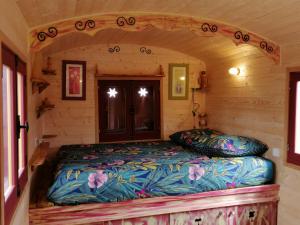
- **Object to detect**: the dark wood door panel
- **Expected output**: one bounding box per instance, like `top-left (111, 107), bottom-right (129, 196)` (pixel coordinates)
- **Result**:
top-left (98, 80), bottom-right (160, 142)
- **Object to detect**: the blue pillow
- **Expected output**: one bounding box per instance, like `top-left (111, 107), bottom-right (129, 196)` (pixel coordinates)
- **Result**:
top-left (169, 129), bottom-right (268, 157)
top-left (169, 128), bottom-right (223, 147)
top-left (191, 134), bottom-right (269, 157)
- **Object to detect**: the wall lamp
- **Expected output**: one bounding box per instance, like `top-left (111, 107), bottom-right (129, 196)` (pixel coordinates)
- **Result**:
top-left (228, 67), bottom-right (240, 76)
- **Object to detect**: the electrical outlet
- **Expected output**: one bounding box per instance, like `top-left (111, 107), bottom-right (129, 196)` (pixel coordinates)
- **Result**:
top-left (38, 138), bottom-right (44, 144)
top-left (34, 137), bottom-right (39, 147)
top-left (272, 148), bottom-right (280, 157)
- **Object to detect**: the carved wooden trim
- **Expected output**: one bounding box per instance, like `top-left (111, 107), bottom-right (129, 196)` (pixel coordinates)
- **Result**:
top-left (29, 13), bottom-right (280, 63)
top-left (29, 184), bottom-right (279, 225)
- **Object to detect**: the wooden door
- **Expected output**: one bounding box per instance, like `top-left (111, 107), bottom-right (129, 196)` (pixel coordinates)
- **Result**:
top-left (99, 80), bottom-right (131, 142)
top-left (98, 80), bottom-right (160, 142)
top-left (132, 80), bottom-right (160, 140)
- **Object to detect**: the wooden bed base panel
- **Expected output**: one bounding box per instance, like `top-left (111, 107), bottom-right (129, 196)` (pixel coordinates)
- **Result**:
top-left (29, 184), bottom-right (279, 225)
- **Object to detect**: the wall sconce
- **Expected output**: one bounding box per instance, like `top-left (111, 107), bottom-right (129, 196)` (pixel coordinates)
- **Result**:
top-left (228, 67), bottom-right (240, 76)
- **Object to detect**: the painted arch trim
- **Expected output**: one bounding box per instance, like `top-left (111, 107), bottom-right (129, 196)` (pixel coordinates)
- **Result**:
top-left (29, 13), bottom-right (280, 63)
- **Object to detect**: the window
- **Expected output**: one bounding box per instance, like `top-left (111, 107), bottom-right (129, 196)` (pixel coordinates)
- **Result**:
top-left (2, 44), bottom-right (28, 225)
top-left (98, 80), bottom-right (161, 142)
top-left (288, 72), bottom-right (300, 166)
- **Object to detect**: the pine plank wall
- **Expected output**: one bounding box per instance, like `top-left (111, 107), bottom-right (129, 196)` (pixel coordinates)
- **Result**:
top-left (40, 44), bottom-right (205, 147)
top-left (1, 1), bottom-right (300, 224)
top-left (206, 43), bottom-right (300, 225)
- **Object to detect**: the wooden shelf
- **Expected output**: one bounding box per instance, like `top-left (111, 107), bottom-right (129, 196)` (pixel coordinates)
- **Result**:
top-left (42, 69), bottom-right (56, 76)
top-left (95, 64), bottom-right (165, 78)
top-left (191, 87), bottom-right (209, 92)
top-left (42, 57), bottom-right (56, 75)
top-left (29, 142), bottom-right (50, 171)
top-left (31, 77), bottom-right (50, 94)
top-left (42, 134), bottom-right (57, 139)
top-left (36, 98), bottom-right (55, 118)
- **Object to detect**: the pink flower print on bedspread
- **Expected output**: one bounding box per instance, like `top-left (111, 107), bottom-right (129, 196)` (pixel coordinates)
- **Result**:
top-left (226, 182), bottom-right (236, 189)
top-left (83, 154), bottom-right (98, 160)
top-left (189, 165), bottom-right (205, 181)
top-left (108, 160), bottom-right (125, 166)
top-left (164, 151), bottom-right (178, 156)
top-left (217, 139), bottom-right (237, 152)
top-left (88, 170), bottom-right (108, 189)
top-left (189, 156), bottom-right (209, 164)
top-left (135, 189), bottom-right (151, 198)
top-left (140, 158), bottom-right (156, 163)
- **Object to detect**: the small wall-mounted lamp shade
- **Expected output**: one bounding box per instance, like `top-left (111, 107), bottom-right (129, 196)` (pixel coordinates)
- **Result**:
top-left (228, 67), bottom-right (240, 76)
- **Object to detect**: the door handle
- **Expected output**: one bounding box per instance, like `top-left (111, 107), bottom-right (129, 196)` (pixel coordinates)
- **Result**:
top-left (17, 115), bottom-right (29, 139)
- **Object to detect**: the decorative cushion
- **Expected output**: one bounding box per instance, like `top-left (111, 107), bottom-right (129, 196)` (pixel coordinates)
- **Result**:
top-left (169, 129), bottom-right (268, 157)
top-left (169, 128), bottom-right (224, 146)
top-left (191, 135), bottom-right (269, 157)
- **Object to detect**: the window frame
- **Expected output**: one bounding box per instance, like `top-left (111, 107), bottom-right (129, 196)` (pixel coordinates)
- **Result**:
top-left (16, 59), bottom-right (27, 192)
top-left (1, 43), bottom-right (28, 225)
top-left (288, 72), bottom-right (300, 165)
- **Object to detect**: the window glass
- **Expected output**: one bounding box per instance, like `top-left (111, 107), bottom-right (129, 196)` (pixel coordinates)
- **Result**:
top-left (2, 65), bottom-right (14, 200)
top-left (17, 72), bottom-right (25, 175)
top-left (105, 86), bottom-right (126, 131)
top-left (135, 86), bottom-right (155, 131)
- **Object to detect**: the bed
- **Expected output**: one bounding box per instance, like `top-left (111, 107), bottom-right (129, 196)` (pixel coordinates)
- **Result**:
top-left (30, 140), bottom-right (279, 225)
top-left (48, 141), bottom-right (274, 205)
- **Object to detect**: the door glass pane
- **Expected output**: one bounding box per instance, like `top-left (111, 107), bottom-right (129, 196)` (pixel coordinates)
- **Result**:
top-left (104, 86), bottom-right (126, 132)
top-left (2, 65), bottom-right (14, 199)
top-left (17, 72), bottom-right (25, 175)
top-left (295, 82), bottom-right (300, 154)
top-left (135, 86), bottom-right (155, 131)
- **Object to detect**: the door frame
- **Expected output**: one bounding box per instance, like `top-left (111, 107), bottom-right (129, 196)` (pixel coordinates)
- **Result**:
top-left (95, 76), bottom-right (163, 143)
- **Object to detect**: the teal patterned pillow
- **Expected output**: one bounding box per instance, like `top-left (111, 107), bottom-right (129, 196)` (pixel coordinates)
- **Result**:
top-left (192, 135), bottom-right (269, 157)
top-left (170, 129), bottom-right (268, 157)
top-left (169, 128), bottom-right (223, 147)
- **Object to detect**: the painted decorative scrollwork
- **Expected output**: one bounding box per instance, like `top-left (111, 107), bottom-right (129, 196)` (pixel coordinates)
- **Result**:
top-left (140, 47), bottom-right (152, 54)
top-left (75, 20), bottom-right (96, 31)
top-left (201, 23), bottom-right (218, 32)
top-left (116, 16), bottom-right (136, 26)
top-left (260, 41), bottom-right (274, 53)
top-left (108, 46), bottom-right (121, 53)
top-left (37, 27), bottom-right (58, 42)
top-left (234, 31), bottom-right (250, 42)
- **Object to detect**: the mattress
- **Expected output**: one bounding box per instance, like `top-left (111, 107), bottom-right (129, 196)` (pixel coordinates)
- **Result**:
top-left (47, 141), bottom-right (274, 205)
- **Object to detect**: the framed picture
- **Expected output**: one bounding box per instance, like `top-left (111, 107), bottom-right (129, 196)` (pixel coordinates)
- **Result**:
top-left (168, 63), bottom-right (189, 100)
top-left (62, 60), bottom-right (86, 100)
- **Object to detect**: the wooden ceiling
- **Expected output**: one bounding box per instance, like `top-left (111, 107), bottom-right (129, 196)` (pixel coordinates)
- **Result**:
top-left (16, 0), bottom-right (292, 64)
top-left (16, 0), bottom-right (300, 45)
top-left (41, 27), bottom-right (259, 65)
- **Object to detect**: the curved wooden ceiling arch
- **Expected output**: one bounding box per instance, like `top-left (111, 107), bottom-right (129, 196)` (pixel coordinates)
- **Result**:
top-left (29, 13), bottom-right (280, 63)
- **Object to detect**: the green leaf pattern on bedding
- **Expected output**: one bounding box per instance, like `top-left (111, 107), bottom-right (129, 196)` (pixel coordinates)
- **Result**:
top-left (47, 141), bottom-right (274, 205)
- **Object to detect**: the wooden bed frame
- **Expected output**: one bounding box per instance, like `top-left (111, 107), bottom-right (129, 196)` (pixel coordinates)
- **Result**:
top-left (29, 184), bottom-right (279, 225)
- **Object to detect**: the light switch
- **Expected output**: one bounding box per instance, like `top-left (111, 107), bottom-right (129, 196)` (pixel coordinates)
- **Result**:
top-left (272, 148), bottom-right (280, 157)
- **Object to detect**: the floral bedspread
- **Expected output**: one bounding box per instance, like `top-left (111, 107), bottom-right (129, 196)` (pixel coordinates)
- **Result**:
top-left (47, 141), bottom-right (274, 205)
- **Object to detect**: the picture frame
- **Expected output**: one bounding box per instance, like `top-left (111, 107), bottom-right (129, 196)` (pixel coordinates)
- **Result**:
top-left (62, 60), bottom-right (86, 100)
top-left (168, 63), bottom-right (189, 100)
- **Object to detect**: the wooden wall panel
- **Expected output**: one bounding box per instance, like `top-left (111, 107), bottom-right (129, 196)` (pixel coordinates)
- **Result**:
top-left (41, 44), bottom-right (205, 147)
top-left (0, 1), bottom-right (40, 225)
top-left (205, 42), bottom-right (300, 225)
